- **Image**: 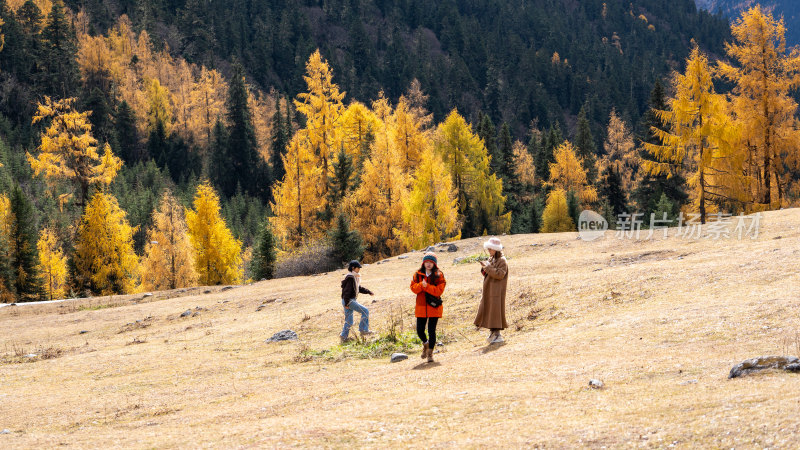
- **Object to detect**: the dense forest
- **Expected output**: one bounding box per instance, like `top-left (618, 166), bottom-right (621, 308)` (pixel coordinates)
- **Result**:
top-left (695, 1), bottom-right (800, 44)
top-left (0, 0), bottom-right (796, 302)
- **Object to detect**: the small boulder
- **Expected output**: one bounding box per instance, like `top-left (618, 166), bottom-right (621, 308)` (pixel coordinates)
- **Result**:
top-left (588, 379), bottom-right (604, 389)
top-left (266, 330), bottom-right (298, 342)
top-left (729, 355), bottom-right (800, 378)
top-left (221, 286), bottom-right (234, 292)
top-left (203, 290), bottom-right (212, 294)
top-left (390, 353), bottom-right (408, 363)
top-left (446, 244), bottom-right (458, 252)
top-left (79, 330), bottom-right (89, 335)
top-left (424, 246), bottom-right (436, 253)
top-left (0, 429), bottom-right (10, 434)
top-left (398, 255), bottom-right (409, 260)
top-left (180, 310), bottom-right (192, 318)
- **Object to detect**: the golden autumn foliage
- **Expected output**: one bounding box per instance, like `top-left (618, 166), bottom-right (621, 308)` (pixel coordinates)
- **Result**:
top-left (294, 49), bottom-right (346, 196)
top-left (542, 188), bottom-right (575, 233)
top-left (74, 192), bottom-right (139, 295)
top-left (29, 97), bottom-right (123, 206)
top-left (75, 16), bottom-right (274, 158)
top-left (511, 140), bottom-right (537, 187)
top-left (717, 6), bottom-right (800, 208)
top-left (398, 151), bottom-right (461, 250)
top-left (146, 78), bottom-right (173, 133)
top-left (0, 17), bottom-right (5, 53)
top-left (645, 45), bottom-right (746, 222)
top-left (141, 190), bottom-right (198, 291)
top-left (8, 0), bottom-right (52, 14)
top-left (548, 141), bottom-right (598, 205)
top-left (434, 109), bottom-right (510, 236)
top-left (0, 194), bottom-right (12, 301)
top-left (186, 183), bottom-right (242, 286)
top-left (36, 228), bottom-right (67, 301)
top-left (348, 97), bottom-right (409, 260)
top-left (601, 109), bottom-right (638, 197)
top-left (341, 102), bottom-right (380, 162)
top-left (392, 96), bottom-right (430, 171)
top-left (270, 138), bottom-right (325, 248)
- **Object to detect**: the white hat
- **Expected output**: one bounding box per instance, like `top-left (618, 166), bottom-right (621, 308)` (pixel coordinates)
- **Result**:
top-left (483, 237), bottom-right (503, 251)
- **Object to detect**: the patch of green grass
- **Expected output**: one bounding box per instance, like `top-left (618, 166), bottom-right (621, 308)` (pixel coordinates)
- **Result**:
top-left (298, 331), bottom-right (422, 362)
top-left (453, 253), bottom-right (488, 265)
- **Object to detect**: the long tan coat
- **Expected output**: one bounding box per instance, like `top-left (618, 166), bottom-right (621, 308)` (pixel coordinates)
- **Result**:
top-left (474, 256), bottom-right (508, 330)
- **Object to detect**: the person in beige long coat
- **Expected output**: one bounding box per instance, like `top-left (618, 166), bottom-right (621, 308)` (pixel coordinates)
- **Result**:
top-left (474, 237), bottom-right (508, 344)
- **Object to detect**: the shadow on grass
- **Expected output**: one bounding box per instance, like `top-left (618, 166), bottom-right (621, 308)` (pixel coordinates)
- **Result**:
top-left (412, 361), bottom-right (442, 370)
top-left (478, 342), bottom-right (506, 354)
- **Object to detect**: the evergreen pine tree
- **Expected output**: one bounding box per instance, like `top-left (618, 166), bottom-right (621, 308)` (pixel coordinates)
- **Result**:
top-left (9, 186), bottom-right (43, 301)
top-left (566, 190), bottom-right (580, 231)
top-left (224, 63), bottom-right (266, 199)
top-left (329, 145), bottom-right (354, 207)
top-left (574, 104), bottom-right (598, 184)
top-left (477, 113), bottom-right (501, 176)
top-left (530, 195), bottom-right (543, 233)
top-left (40, 0), bottom-right (79, 98)
top-left (329, 213), bottom-right (364, 265)
top-left (270, 96), bottom-right (288, 184)
top-left (498, 122), bottom-right (514, 179)
top-left (251, 218), bottom-right (277, 280)
top-left (600, 165), bottom-right (627, 216)
top-left (115, 100), bottom-right (140, 164)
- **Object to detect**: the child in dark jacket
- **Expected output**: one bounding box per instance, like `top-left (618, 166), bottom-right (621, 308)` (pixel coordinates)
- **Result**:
top-left (340, 260), bottom-right (375, 342)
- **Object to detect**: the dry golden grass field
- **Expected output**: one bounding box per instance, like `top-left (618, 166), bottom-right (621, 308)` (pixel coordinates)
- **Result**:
top-left (2, 208), bottom-right (800, 448)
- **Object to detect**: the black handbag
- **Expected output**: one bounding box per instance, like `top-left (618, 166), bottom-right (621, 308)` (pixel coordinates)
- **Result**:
top-left (425, 292), bottom-right (442, 308)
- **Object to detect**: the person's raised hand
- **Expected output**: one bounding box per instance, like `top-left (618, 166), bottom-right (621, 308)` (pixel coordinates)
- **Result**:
top-left (422, 279), bottom-right (428, 288)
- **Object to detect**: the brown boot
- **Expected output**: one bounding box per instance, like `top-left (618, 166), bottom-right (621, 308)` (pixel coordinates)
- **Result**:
top-left (427, 347), bottom-right (434, 363)
top-left (421, 342), bottom-right (429, 359)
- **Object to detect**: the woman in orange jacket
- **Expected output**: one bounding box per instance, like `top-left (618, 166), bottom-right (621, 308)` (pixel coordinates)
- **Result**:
top-left (410, 252), bottom-right (447, 362)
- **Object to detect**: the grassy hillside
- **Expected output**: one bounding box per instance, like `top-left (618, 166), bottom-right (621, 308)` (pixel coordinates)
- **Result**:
top-left (2, 209), bottom-right (800, 447)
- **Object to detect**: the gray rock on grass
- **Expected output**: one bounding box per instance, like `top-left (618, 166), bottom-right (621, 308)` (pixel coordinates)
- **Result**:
top-left (729, 355), bottom-right (800, 378)
top-left (588, 379), bottom-right (604, 389)
top-left (266, 330), bottom-right (298, 342)
top-left (390, 353), bottom-right (408, 363)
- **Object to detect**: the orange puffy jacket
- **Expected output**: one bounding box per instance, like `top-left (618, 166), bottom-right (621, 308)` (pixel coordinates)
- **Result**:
top-left (410, 269), bottom-right (447, 318)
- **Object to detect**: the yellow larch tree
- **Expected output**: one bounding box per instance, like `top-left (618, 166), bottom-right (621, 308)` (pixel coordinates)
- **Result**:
top-left (270, 138), bottom-right (326, 248)
top-left (511, 140), bottom-right (537, 187)
top-left (250, 90), bottom-right (276, 163)
top-left (601, 108), bottom-right (638, 196)
top-left (29, 97), bottom-right (123, 207)
top-left (0, 194), bottom-right (13, 301)
top-left (397, 151), bottom-right (461, 249)
top-left (717, 6), bottom-right (800, 208)
top-left (541, 188), bottom-right (575, 232)
top-left (74, 192), bottom-right (139, 295)
top-left (1, 17), bottom-right (6, 53)
top-left (146, 78), bottom-right (173, 133)
top-left (185, 183), bottom-right (243, 285)
top-left (36, 227), bottom-right (67, 301)
top-left (141, 190), bottom-right (198, 291)
top-left (294, 50), bottom-right (346, 198)
top-left (645, 45), bottom-right (747, 223)
top-left (189, 67), bottom-right (227, 148)
top-left (348, 97), bottom-right (409, 260)
top-left (392, 96), bottom-right (429, 172)
top-left (548, 141), bottom-right (598, 205)
top-left (433, 109), bottom-right (510, 236)
top-left (340, 101), bottom-right (380, 162)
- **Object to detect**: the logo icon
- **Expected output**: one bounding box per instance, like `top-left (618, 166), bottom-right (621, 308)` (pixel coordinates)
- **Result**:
top-left (578, 210), bottom-right (608, 241)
